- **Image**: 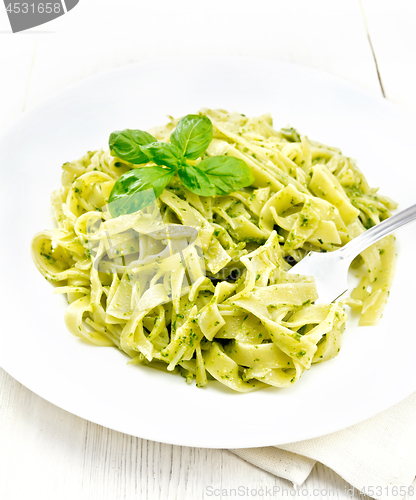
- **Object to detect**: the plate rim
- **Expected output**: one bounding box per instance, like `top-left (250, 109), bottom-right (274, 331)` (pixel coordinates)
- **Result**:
top-left (1, 56), bottom-right (416, 449)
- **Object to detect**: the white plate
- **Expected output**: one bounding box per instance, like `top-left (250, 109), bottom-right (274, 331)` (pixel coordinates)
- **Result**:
top-left (1, 57), bottom-right (416, 449)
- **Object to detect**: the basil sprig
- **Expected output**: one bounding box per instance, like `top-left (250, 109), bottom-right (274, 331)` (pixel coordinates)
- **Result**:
top-left (108, 114), bottom-right (254, 216)
top-left (107, 167), bottom-right (175, 216)
top-left (195, 156), bottom-right (255, 196)
top-left (170, 114), bottom-right (213, 160)
top-left (109, 129), bottom-right (157, 165)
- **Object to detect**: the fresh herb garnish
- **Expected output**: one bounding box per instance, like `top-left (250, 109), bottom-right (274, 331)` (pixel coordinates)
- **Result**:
top-left (170, 114), bottom-right (213, 160)
top-left (141, 142), bottom-right (183, 169)
top-left (178, 164), bottom-right (216, 197)
top-left (108, 167), bottom-right (175, 216)
top-left (108, 114), bottom-right (254, 216)
top-left (109, 129), bottom-right (157, 165)
top-left (196, 156), bottom-right (255, 196)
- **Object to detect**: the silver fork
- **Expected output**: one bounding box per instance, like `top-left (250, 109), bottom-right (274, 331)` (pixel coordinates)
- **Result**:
top-left (288, 203), bottom-right (416, 303)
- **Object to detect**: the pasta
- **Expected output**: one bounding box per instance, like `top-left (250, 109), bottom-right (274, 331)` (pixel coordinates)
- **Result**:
top-left (32, 109), bottom-right (397, 392)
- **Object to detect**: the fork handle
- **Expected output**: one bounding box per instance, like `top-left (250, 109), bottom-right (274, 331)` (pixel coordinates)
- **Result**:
top-left (339, 202), bottom-right (416, 260)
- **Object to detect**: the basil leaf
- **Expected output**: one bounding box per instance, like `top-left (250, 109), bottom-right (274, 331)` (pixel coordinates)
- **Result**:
top-left (108, 167), bottom-right (174, 217)
top-left (196, 156), bottom-right (254, 195)
top-left (109, 129), bottom-right (157, 164)
top-left (170, 115), bottom-right (213, 160)
top-left (178, 165), bottom-right (216, 197)
top-left (141, 142), bottom-right (183, 169)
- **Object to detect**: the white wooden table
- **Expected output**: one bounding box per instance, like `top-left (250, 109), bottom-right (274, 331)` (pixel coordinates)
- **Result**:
top-left (1, 1), bottom-right (415, 499)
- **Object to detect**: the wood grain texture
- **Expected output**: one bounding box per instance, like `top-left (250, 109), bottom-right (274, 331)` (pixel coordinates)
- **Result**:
top-left (0, 368), bottom-right (381, 500)
top-left (9, 0), bottom-right (383, 111)
top-left (361, 0), bottom-right (416, 114)
top-left (0, 38), bottom-right (37, 133)
top-left (1, 0), bottom-right (416, 499)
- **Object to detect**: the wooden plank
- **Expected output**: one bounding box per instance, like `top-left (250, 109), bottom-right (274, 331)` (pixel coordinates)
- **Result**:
top-left (0, 367), bottom-right (395, 500)
top-left (25, 0), bottom-right (382, 108)
top-left (360, 0), bottom-right (416, 113)
top-left (0, 36), bottom-right (37, 132)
